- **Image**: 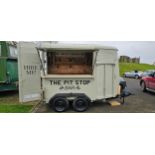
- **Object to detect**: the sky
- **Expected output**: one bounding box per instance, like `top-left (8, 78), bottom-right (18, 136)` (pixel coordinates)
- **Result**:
top-left (61, 41), bottom-right (155, 64)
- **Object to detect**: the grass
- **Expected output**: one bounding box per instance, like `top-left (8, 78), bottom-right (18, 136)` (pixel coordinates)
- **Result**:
top-left (0, 104), bottom-right (33, 113)
top-left (119, 63), bottom-right (155, 76)
top-left (0, 91), bottom-right (37, 113)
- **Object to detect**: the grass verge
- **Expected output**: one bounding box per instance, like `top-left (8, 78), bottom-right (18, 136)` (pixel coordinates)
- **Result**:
top-left (119, 63), bottom-right (155, 76)
top-left (0, 92), bottom-right (37, 113)
top-left (0, 104), bottom-right (33, 113)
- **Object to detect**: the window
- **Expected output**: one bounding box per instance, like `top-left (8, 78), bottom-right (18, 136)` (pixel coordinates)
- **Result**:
top-left (9, 46), bottom-right (17, 57)
top-left (47, 50), bottom-right (93, 75)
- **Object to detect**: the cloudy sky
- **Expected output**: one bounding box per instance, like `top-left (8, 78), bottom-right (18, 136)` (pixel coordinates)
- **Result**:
top-left (61, 41), bottom-right (155, 64)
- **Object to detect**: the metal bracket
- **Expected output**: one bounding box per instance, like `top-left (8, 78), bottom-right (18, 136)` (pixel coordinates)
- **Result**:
top-left (37, 48), bottom-right (46, 76)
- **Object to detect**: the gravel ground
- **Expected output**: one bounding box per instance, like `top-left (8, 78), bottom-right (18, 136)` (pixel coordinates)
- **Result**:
top-left (35, 78), bottom-right (155, 113)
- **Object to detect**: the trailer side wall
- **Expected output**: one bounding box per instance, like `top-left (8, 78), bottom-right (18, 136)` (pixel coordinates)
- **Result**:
top-left (42, 49), bottom-right (119, 103)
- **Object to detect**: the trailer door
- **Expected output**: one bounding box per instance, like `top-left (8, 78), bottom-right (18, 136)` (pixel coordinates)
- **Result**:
top-left (18, 42), bottom-right (42, 102)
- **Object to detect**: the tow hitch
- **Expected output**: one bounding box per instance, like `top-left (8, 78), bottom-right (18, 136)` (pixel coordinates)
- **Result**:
top-left (120, 88), bottom-right (134, 104)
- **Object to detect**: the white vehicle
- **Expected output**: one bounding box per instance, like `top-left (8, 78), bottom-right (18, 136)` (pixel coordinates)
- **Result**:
top-left (124, 70), bottom-right (143, 79)
top-left (18, 42), bottom-right (121, 112)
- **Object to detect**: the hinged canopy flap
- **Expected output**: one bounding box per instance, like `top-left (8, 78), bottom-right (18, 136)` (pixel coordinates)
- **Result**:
top-left (18, 42), bottom-right (42, 102)
top-left (36, 42), bottom-right (118, 51)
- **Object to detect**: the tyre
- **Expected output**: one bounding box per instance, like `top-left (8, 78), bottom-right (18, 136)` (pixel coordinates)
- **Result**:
top-left (73, 97), bottom-right (90, 112)
top-left (141, 81), bottom-right (147, 92)
top-left (51, 97), bottom-right (69, 112)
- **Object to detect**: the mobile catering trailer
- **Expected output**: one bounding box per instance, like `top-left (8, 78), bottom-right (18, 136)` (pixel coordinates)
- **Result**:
top-left (18, 42), bottom-right (120, 112)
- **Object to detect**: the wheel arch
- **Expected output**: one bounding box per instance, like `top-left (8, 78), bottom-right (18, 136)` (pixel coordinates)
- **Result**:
top-left (140, 80), bottom-right (144, 86)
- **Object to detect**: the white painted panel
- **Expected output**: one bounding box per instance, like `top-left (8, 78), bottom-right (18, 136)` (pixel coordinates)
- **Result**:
top-left (96, 50), bottom-right (117, 64)
top-left (96, 65), bottom-right (104, 99)
top-left (18, 42), bottom-right (42, 102)
top-left (104, 64), bottom-right (114, 98)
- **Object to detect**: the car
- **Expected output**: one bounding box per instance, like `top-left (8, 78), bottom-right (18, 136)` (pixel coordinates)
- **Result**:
top-left (124, 70), bottom-right (143, 79)
top-left (140, 71), bottom-right (155, 93)
top-left (141, 70), bottom-right (155, 78)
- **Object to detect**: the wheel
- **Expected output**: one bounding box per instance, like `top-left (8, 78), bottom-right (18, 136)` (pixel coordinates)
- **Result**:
top-left (72, 97), bottom-right (90, 112)
top-left (141, 81), bottom-right (147, 92)
top-left (51, 97), bottom-right (69, 112)
top-left (135, 75), bottom-right (139, 79)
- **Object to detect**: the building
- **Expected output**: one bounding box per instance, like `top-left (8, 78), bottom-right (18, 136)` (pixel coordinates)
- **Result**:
top-left (131, 57), bottom-right (140, 63)
top-left (119, 55), bottom-right (130, 63)
top-left (119, 55), bottom-right (140, 63)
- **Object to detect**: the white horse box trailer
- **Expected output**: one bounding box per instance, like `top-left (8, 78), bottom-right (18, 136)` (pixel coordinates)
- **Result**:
top-left (18, 42), bottom-right (120, 112)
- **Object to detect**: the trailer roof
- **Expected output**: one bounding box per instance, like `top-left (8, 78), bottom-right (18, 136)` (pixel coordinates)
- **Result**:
top-left (36, 43), bottom-right (118, 51)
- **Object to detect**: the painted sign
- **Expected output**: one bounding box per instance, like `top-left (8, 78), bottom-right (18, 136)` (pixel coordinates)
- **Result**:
top-left (24, 65), bottom-right (37, 75)
top-left (50, 80), bottom-right (91, 90)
